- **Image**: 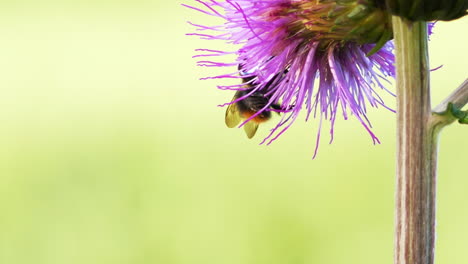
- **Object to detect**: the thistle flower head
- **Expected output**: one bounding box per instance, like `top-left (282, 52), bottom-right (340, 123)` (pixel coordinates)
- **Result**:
top-left (186, 0), bottom-right (397, 157)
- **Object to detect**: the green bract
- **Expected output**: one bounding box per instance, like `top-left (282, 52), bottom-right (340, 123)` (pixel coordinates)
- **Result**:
top-left (380, 0), bottom-right (467, 21)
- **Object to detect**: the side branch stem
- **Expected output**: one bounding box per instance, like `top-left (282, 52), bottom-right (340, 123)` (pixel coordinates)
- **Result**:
top-left (431, 79), bottom-right (468, 128)
top-left (393, 17), bottom-right (437, 264)
top-left (433, 78), bottom-right (468, 113)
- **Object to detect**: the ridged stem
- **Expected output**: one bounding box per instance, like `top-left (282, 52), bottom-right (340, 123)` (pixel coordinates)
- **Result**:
top-left (393, 16), bottom-right (437, 264)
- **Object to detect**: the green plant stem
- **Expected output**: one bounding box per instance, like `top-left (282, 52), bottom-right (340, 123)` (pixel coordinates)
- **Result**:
top-left (393, 17), bottom-right (437, 264)
top-left (433, 79), bottom-right (468, 113)
top-left (431, 79), bottom-right (468, 127)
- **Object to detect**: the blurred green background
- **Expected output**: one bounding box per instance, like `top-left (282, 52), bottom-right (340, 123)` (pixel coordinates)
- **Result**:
top-left (0, 1), bottom-right (466, 264)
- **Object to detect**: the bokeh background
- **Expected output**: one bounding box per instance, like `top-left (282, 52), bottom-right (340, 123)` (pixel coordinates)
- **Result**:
top-left (0, 1), bottom-right (466, 264)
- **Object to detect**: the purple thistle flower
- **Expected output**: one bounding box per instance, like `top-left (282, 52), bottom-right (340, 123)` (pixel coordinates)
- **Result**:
top-left (185, 0), bottom-right (397, 157)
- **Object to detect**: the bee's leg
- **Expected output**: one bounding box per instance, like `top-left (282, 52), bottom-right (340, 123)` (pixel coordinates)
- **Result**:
top-left (270, 103), bottom-right (295, 112)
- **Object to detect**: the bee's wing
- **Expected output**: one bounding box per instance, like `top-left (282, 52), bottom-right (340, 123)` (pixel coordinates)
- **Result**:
top-left (243, 120), bottom-right (259, 139)
top-left (225, 102), bottom-right (242, 128)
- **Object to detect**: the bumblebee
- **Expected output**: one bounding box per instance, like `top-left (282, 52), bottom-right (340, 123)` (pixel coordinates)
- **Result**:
top-left (225, 64), bottom-right (288, 138)
top-left (225, 87), bottom-right (283, 138)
